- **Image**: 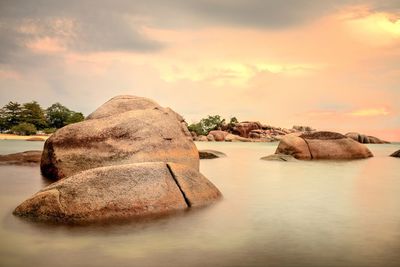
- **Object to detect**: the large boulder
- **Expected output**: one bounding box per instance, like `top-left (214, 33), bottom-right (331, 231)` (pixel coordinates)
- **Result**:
top-left (390, 150), bottom-right (400, 157)
top-left (41, 96), bottom-right (198, 180)
top-left (14, 162), bottom-right (222, 223)
top-left (233, 121), bottom-right (262, 138)
top-left (275, 131), bottom-right (373, 160)
top-left (0, 150), bottom-right (42, 165)
top-left (345, 132), bottom-right (389, 144)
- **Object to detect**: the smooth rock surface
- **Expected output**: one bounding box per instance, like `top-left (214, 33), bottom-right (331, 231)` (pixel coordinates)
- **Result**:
top-left (14, 162), bottom-right (222, 223)
top-left (276, 131), bottom-right (373, 160)
top-left (208, 130), bottom-right (229, 142)
top-left (41, 96), bottom-right (198, 180)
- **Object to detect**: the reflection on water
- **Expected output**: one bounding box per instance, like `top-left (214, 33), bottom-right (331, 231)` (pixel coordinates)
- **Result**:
top-left (0, 141), bottom-right (399, 267)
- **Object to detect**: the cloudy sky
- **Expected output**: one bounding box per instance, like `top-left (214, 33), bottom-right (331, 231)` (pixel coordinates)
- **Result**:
top-left (0, 0), bottom-right (399, 140)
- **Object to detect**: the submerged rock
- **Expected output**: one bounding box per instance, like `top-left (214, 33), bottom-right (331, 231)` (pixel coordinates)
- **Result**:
top-left (41, 95), bottom-right (198, 180)
top-left (390, 150), bottom-right (400, 157)
top-left (345, 132), bottom-right (389, 144)
top-left (199, 150), bottom-right (227, 159)
top-left (14, 162), bottom-right (222, 223)
top-left (275, 131), bottom-right (373, 160)
top-left (26, 137), bottom-right (45, 141)
top-left (260, 154), bottom-right (297, 162)
top-left (0, 151), bottom-right (42, 165)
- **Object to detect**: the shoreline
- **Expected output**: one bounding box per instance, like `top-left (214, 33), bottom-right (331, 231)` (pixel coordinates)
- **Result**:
top-left (0, 133), bottom-right (50, 141)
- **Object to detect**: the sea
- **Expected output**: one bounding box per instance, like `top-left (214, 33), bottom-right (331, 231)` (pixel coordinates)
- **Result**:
top-left (0, 140), bottom-right (399, 267)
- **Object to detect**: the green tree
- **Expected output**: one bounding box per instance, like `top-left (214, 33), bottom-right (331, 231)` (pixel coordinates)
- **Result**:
top-left (21, 101), bottom-right (47, 130)
top-left (46, 103), bottom-right (72, 128)
top-left (0, 108), bottom-right (6, 132)
top-left (66, 112), bottom-right (84, 124)
top-left (2, 101), bottom-right (22, 129)
top-left (46, 103), bottom-right (85, 129)
top-left (10, 122), bottom-right (37, 135)
top-left (188, 115), bottom-right (226, 136)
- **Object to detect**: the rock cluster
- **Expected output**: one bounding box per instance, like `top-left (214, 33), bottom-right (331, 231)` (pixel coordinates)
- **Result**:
top-left (14, 96), bottom-right (222, 223)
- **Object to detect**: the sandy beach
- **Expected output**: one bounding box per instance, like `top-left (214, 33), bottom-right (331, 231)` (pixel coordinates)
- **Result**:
top-left (0, 133), bottom-right (50, 141)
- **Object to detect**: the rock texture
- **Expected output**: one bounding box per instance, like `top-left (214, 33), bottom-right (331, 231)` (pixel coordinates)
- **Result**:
top-left (199, 150), bottom-right (227, 159)
top-left (390, 150), bottom-right (400, 157)
top-left (41, 95), bottom-right (198, 180)
top-left (275, 131), bottom-right (373, 160)
top-left (14, 162), bottom-right (222, 223)
top-left (0, 151), bottom-right (42, 165)
top-left (345, 132), bottom-right (389, 144)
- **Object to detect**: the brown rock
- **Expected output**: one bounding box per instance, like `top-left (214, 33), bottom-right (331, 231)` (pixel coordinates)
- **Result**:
top-left (0, 150), bottom-right (42, 165)
top-left (208, 130), bottom-right (229, 141)
top-left (276, 131), bottom-right (373, 160)
top-left (14, 162), bottom-right (222, 223)
top-left (233, 121), bottom-right (262, 138)
top-left (41, 96), bottom-right (199, 180)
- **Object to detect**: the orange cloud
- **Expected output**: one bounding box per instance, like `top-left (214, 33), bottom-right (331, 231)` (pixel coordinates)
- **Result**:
top-left (348, 108), bottom-right (390, 117)
top-left (26, 37), bottom-right (66, 54)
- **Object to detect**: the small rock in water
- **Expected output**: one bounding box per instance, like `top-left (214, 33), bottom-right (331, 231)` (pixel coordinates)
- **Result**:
top-left (199, 150), bottom-right (227, 159)
top-left (390, 150), bottom-right (400, 157)
top-left (260, 154), bottom-right (297, 162)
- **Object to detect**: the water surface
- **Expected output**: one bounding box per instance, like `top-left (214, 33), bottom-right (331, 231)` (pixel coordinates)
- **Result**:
top-left (0, 141), bottom-right (399, 267)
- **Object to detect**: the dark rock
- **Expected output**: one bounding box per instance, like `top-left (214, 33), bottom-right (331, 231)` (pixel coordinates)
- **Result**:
top-left (199, 150), bottom-right (227, 159)
top-left (260, 154), bottom-right (297, 162)
top-left (390, 150), bottom-right (400, 157)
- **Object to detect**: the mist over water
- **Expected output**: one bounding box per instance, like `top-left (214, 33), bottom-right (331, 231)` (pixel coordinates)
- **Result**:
top-left (0, 141), bottom-right (399, 267)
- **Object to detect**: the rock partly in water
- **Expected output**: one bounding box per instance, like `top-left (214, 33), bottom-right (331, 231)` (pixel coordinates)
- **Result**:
top-left (41, 95), bottom-right (198, 180)
top-left (260, 154), bottom-right (297, 162)
top-left (199, 150), bottom-right (227, 159)
top-left (275, 131), bottom-right (373, 160)
top-left (390, 150), bottom-right (400, 157)
top-left (26, 137), bottom-right (45, 141)
top-left (225, 133), bottom-right (252, 142)
top-left (0, 151), bottom-right (42, 165)
top-left (14, 162), bottom-right (222, 223)
top-left (345, 132), bottom-right (389, 144)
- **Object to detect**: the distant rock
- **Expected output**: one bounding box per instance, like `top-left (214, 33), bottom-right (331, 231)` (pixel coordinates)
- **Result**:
top-left (233, 122), bottom-right (262, 138)
top-left (26, 137), bottom-right (45, 141)
top-left (196, 135), bottom-right (208, 142)
top-left (208, 130), bottom-right (229, 141)
top-left (206, 134), bottom-right (215, 141)
top-left (260, 154), bottom-right (297, 162)
top-left (390, 150), bottom-right (400, 157)
top-left (292, 125), bottom-right (315, 132)
top-left (0, 150), bottom-right (42, 165)
top-left (14, 162), bottom-right (222, 223)
top-left (275, 131), bottom-right (373, 160)
top-left (41, 95), bottom-right (198, 180)
top-left (345, 132), bottom-right (389, 144)
top-left (199, 150), bottom-right (227, 159)
top-left (225, 133), bottom-right (252, 142)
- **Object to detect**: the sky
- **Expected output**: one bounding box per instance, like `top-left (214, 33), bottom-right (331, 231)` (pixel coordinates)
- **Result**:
top-left (0, 0), bottom-right (399, 141)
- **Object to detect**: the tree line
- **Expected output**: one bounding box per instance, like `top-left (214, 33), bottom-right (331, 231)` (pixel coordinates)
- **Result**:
top-left (0, 101), bottom-right (84, 135)
top-left (188, 115), bottom-right (238, 136)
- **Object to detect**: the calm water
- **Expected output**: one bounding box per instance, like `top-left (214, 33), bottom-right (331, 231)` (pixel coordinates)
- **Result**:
top-left (0, 140), bottom-right (399, 267)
